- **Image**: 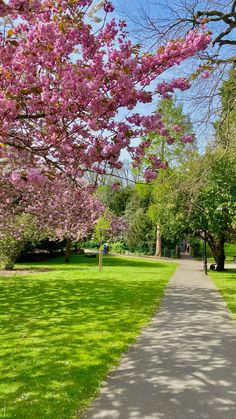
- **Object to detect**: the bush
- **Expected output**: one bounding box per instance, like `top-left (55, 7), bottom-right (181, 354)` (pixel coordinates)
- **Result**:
top-left (110, 241), bottom-right (126, 254)
top-left (82, 239), bottom-right (99, 249)
top-left (0, 234), bottom-right (23, 270)
top-left (0, 214), bottom-right (46, 269)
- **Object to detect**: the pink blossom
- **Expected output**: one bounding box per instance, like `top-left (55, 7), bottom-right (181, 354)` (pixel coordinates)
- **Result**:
top-left (173, 124), bottom-right (182, 132)
top-left (103, 1), bottom-right (114, 13)
top-left (144, 168), bottom-right (158, 182)
top-left (0, 0), bottom-right (211, 180)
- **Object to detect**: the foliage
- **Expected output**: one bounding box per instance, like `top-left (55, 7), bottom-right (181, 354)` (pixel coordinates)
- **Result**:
top-left (0, 214), bottom-right (43, 269)
top-left (82, 238), bottom-right (100, 249)
top-left (149, 168), bottom-right (188, 244)
top-left (126, 208), bottom-right (156, 254)
top-left (94, 210), bottom-right (111, 245)
top-left (140, 97), bottom-right (196, 181)
top-left (98, 185), bottom-right (133, 216)
top-left (151, 151), bottom-right (236, 269)
top-left (215, 67), bottom-right (236, 150)
top-left (110, 241), bottom-right (127, 254)
top-left (0, 254), bottom-right (177, 418)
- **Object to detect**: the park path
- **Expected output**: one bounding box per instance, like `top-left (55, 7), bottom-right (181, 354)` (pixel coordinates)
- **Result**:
top-left (84, 256), bottom-right (236, 419)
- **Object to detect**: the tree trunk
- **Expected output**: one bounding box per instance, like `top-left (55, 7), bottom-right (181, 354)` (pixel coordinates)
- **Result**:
top-left (64, 238), bottom-right (72, 263)
top-left (155, 225), bottom-right (162, 258)
top-left (98, 248), bottom-right (103, 272)
top-left (208, 235), bottom-right (225, 271)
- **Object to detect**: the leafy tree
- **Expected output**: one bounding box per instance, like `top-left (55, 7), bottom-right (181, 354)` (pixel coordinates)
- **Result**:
top-left (139, 97), bottom-right (195, 254)
top-left (215, 67), bottom-right (236, 150)
top-left (125, 184), bottom-right (156, 254)
top-left (143, 98), bottom-right (195, 167)
top-left (0, 214), bottom-right (44, 269)
top-left (126, 208), bottom-right (156, 254)
top-left (151, 152), bottom-right (236, 270)
top-left (98, 184), bottom-right (133, 216)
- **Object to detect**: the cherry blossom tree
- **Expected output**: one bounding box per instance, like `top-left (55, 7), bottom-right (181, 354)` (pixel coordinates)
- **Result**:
top-left (25, 176), bottom-right (127, 262)
top-left (0, 159), bottom-right (127, 264)
top-left (0, 0), bottom-right (211, 182)
top-left (0, 164), bottom-right (47, 268)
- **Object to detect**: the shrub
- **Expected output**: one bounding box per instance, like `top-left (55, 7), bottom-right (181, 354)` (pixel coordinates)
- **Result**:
top-left (110, 241), bottom-right (126, 254)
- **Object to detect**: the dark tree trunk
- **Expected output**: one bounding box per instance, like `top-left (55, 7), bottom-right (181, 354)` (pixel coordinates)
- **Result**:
top-left (64, 238), bottom-right (72, 263)
top-left (208, 235), bottom-right (225, 271)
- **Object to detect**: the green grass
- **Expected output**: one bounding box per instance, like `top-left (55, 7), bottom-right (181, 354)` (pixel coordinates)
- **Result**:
top-left (225, 243), bottom-right (236, 262)
top-left (0, 254), bottom-right (177, 419)
top-left (200, 242), bottom-right (236, 263)
top-left (209, 269), bottom-right (236, 319)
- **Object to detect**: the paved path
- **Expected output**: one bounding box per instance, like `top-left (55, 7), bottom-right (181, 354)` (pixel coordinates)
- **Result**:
top-left (84, 257), bottom-right (236, 419)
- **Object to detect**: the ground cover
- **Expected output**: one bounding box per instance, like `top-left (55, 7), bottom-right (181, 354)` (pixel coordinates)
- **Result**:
top-left (209, 269), bottom-right (236, 319)
top-left (0, 254), bottom-right (177, 418)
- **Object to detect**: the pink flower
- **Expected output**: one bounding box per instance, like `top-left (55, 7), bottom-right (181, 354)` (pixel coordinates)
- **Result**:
top-left (180, 134), bottom-right (195, 143)
top-left (144, 168), bottom-right (157, 182)
top-left (103, 1), bottom-right (114, 13)
top-left (166, 137), bottom-right (174, 145)
top-left (173, 124), bottom-right (182, 132)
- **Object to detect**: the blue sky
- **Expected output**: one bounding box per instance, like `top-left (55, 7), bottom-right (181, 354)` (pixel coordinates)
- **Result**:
top-left (108, 0), bottom-right (233, 153)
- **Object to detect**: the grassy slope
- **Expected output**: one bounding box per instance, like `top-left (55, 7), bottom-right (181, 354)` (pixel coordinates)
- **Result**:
top-left (209, 269), bottom-right (236, 319)
top-left (0, 255), bottom-right (177, 419)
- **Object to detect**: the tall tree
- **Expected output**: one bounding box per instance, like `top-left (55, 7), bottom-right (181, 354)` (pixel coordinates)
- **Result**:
top-left (150, 152), bottom-right (236, 270)
top-left (138, 97), bottom-right (196, 255)
top-left (215, 66), bottom-right (236, 150)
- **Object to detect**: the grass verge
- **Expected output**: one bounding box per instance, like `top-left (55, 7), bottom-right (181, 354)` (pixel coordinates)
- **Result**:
top-left (209, 268), bottom-right (236, 319)
top-left (0, 254), bottom-right (177, 418)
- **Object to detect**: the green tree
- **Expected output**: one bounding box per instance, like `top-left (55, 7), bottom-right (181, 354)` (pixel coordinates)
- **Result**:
top-left (0, 214), bottom-right (45, 270)
top-left (142, 97), bottom-right (196, 166)
top-left (125, 184), bottom-right (156, 254)
top-left (151, 152), bottom-right (236, 270)
top-left (215, 67), bottom-right (236, 150)
top-left (98, 184), bottom-right (133, 216)
top-left (126, 207), bottom-right (156, 254)
top-left (141, 97), bottom-right (195, 255)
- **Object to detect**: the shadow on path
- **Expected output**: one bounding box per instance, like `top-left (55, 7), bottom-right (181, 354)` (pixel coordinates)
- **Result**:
top-left (84, 259), bottom-right (236, 419)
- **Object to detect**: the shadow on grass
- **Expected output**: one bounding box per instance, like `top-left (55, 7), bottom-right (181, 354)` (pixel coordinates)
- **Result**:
top-left (16, 254), bottom-right (173, 272)
top-left (0, 255), bottom-right (176, 419)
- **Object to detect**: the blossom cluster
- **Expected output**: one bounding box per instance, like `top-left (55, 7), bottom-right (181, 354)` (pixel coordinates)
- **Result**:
top-left (0, 0), bottom-right (211, 181)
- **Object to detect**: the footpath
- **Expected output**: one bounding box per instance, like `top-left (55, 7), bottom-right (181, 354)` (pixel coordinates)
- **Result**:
top-left (84, 257), bottom-right (236, 419)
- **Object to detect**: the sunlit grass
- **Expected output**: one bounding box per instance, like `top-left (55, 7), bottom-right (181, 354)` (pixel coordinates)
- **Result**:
top-left (209, 269), bottom-right (236, 319)
top-left (0, 254), bottom-right (177, 418)
top-left (200, 242), bottom-right (236, 263)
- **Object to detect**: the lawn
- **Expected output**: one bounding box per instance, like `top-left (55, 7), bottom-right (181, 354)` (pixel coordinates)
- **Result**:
top-left (225, 243), bottom-right (236, 262)
top-left (0, 254), bottom-right (177, 419)
top-left (209, 268), bottom-right (236, 319)
top-left (200, 242), bottom-right (236, 263)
